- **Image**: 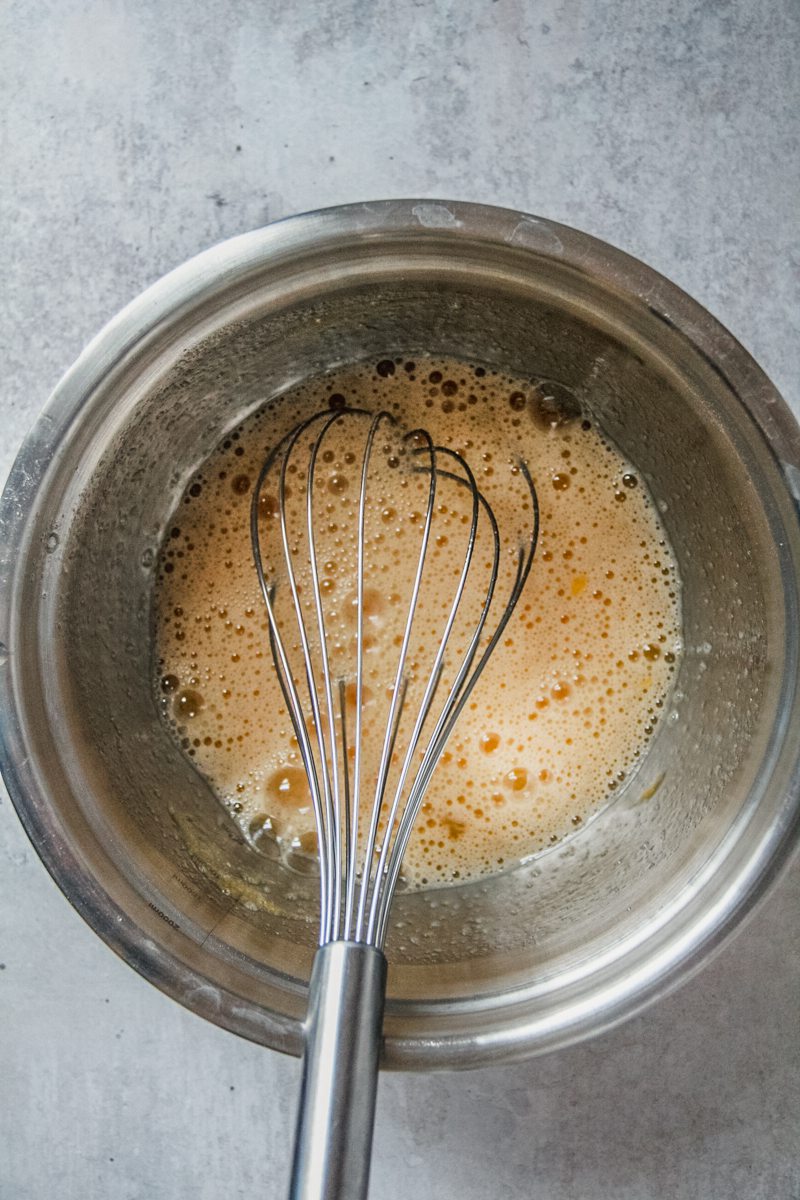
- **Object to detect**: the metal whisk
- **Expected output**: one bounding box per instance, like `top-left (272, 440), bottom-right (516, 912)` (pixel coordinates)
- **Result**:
top-left (251, 405), bottom-right (538, 1200)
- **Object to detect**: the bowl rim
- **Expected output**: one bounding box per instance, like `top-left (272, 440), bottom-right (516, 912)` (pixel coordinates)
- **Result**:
top-left (2, 198), bottom-right (800, 1068)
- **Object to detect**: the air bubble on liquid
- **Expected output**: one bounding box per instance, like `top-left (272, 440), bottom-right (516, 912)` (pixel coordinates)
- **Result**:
top-left (282, 841), bottom-right (320, 877)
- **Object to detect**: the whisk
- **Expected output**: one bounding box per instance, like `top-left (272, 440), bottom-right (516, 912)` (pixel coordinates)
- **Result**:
top-left (251, 404), bottom-right (538, 1200)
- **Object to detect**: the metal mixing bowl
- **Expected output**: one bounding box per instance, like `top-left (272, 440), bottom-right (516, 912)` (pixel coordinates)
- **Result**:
top-left (1, 200), bottom-right (799, 1067)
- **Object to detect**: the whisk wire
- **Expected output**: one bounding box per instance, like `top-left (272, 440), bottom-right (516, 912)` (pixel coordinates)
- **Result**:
top-left (354, 426), bottom-right (438, 942)
top-left (252, 425), bottom-right (329, 937)
top-left (337, 676), bottom-right (352, 933)
top-left (279, 417), bottom-right (343, 940)
top-left (347, 411), bottom-right (397, 940)
top-left (305, 413), bottom-right (352, 940)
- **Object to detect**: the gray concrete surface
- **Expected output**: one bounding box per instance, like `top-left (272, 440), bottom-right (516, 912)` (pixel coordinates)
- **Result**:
top-left (2, 1), bottom-right (799, 1197)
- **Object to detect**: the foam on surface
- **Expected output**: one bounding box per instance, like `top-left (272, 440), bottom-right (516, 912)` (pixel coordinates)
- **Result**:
top-left (154, 357), bottom-right (681, 886)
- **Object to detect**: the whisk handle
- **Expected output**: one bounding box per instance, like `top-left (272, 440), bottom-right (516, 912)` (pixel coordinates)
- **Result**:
top-left (289, 941), bottom-right (388, 1200)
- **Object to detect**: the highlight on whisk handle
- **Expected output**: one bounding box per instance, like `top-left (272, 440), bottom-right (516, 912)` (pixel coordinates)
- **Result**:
top-left (289, 941), bottom-right (388, 1200)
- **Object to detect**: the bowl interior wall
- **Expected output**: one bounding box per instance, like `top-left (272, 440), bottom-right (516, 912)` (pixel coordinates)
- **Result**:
top-left (45, 264), bottom-right (783, 1009)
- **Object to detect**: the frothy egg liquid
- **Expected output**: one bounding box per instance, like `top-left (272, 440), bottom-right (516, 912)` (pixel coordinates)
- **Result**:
top-left (154, 357), bottom-right (682, 887)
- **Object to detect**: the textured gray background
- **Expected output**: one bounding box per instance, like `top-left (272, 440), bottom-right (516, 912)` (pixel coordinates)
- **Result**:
top-left (2, 2), bottom-right (799, 1197)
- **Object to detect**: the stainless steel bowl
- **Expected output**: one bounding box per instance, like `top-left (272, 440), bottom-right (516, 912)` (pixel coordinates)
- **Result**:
top-left (1, 200), bottom-right (799, 1067)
